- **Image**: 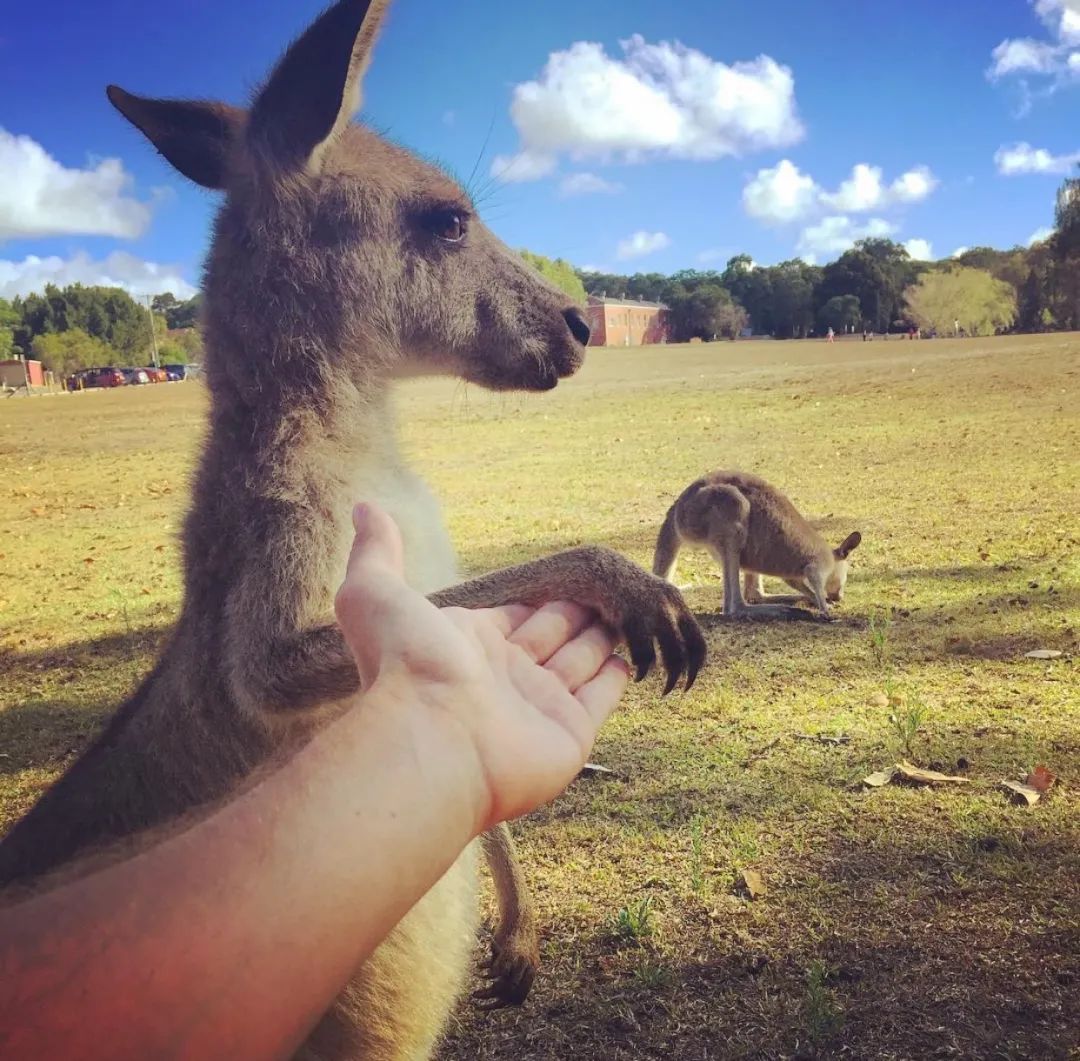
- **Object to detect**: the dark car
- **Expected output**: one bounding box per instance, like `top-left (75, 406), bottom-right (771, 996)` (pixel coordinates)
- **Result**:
top-left (163, 363), bottom-right (188, 381)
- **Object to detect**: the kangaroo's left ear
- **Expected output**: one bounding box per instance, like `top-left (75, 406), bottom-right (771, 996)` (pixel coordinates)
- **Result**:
top-left (247, 0), bottom-right (392, 176)
top-left (835, 531), bottom-right (862, 559)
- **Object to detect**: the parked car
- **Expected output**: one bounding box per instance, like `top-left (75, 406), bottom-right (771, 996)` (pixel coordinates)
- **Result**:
top-left (163, 363), bottom-right (188, 381)
top-left (122, 368), bottom-right (151, 385)
top-left (85, 367), bottom-right (125, 388)
top-left (145, 366), bottom-right (168, 383)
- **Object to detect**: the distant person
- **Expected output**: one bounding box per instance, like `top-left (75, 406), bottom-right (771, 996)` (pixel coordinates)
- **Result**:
top-left (954, 319), bottom-right (961, 337)
top-left (826, 327), bottom-right (835, 343)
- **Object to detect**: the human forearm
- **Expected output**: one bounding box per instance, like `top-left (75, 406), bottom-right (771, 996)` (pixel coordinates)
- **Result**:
top-left (0, 676), bottom-right (482, 1060)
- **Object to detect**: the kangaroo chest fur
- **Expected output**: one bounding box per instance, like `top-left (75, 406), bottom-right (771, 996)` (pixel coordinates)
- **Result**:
top-left (349, 457), bottom-right (459, 595)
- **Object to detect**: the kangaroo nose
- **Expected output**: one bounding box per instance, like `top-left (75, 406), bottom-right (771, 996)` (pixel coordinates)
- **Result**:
top-left (563, 307), bottom-right (591, 346)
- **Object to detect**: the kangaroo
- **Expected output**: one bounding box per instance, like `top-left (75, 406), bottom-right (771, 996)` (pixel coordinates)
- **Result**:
top-left (0, 2), bottom-right (706, 1058)
top-left (653, 470), bottom-right (861, 620)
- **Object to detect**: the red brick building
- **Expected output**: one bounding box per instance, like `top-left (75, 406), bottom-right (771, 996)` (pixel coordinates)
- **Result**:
top-left (584, 295), bottom-right (670, 347)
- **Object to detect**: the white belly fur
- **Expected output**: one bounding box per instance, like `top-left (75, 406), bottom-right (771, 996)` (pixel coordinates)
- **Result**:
top-left (345, 463), bottom-right (459, 596)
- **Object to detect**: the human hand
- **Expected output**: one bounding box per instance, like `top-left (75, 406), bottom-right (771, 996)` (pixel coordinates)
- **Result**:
top-left (334, 503), bottom-right (631, 833)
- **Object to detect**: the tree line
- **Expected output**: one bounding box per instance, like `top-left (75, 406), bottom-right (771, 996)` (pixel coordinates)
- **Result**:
top-left (574, 175), bottom-right (1080, 342)
top-left (3, 176), bottom-right (1076, 372)
top-left (0, 286), bottom-right (203, 377)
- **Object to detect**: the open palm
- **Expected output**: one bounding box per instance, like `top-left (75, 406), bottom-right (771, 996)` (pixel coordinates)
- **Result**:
top-left (335, 503), bottom-right (630, 833)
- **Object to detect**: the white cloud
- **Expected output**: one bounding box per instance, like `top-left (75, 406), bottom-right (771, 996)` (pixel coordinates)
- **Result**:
top-left (987, 0), bottom-right (1080, 90)
top-left (490, 150), bottom-right (558, 183)
top-left (903, 238), bottom-right (934, 260)
top-left (994, 141), bottom-right (1080, 174)
top-left (0, 251), bottom-right (197, 300)
top-left (558, 172), bottom-right (624, 197)
top-left (491, 35), bottom-right (803, 181)
top-left (989, 37), bottom-right (1064, 77)
top-left (1036, 0), bottom-right (1080, 44)
top-left (1028, 225), bottom-right (1055, 244)
top-left (889, 166), bottom-right (938, 203)
top-left (0, 128), bottom-right (152, 242)
top-left (796, 216), bottom-right (896, 261)
top-left (742, 160), bottom-right (820, 223)
top-left (821, 163), bottom-right (937, 212)
top-left (951, 246), bottom-right (970, 258)
top-left (615, 230), bottom-right (671, 260)
top-left (743, 160), bottom-right (937, 224)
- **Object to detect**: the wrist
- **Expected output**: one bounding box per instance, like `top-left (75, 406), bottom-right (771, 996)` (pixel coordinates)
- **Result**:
top-left (349, 668), bottom-right (495, 840)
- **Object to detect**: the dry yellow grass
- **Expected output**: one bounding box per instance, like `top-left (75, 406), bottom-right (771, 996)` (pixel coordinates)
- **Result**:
top-left (1, 333), bottom-right (1078, 1058)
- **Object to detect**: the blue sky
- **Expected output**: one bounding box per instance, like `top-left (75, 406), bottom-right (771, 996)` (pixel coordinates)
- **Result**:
top-left (2, 0), bottom-right (1078, 298)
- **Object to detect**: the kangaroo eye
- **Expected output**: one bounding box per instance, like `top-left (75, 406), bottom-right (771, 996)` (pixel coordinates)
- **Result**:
top-left (430, 210), bottom-right (467, 243)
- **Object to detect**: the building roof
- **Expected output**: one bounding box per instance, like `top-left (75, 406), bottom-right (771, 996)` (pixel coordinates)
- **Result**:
top-left (587, 295), bottom-right (669, 310)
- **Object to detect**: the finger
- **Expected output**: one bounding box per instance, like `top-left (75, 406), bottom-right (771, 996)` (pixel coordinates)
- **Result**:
top-left (575, 655), bottom-right (631, 728)
top-left (509, 600), bottom-right (593, 664)
top-left (543, 623), bottom-right (620, 692)
top-left (474, 603), bottom-right (536, 640)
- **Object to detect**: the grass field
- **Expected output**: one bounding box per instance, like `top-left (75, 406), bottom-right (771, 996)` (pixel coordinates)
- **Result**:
top-left (1, 333), bottom-right (1078, 1058)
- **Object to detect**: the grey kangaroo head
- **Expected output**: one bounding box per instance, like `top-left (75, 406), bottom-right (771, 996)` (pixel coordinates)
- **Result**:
top-left (106, 0), bottom-right (590, 396)
top-left (828, 530), bottom-right (862, 602)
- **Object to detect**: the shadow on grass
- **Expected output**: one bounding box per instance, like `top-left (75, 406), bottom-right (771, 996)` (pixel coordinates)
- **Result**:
top-left (0, 699), bottom-right (110, 776)
top-left (0, 624), bottom-right (169, 775)
top-left (444, 806), bottom-right (1079, 1061)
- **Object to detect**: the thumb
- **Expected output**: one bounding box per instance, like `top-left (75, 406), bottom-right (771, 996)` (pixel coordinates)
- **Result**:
top-left (344, 501), bottom-right (405, 581)
top-left (334, 502), bottom-right (408, 684)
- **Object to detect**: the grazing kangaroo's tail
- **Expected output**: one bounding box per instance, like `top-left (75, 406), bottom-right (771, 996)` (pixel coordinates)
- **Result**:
top-left (652, 501), bottom-right (681, 580)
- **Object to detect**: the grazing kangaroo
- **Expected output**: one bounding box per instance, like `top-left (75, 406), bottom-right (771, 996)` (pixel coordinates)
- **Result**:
top-left (0, 1), bottom-right (705, 1057)
top-left (653, 470), bottom-right (861, 620)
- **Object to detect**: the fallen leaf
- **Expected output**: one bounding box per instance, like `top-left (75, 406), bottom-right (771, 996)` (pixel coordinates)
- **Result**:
top-left (577, 762), bottom-right (619, 780)
top-left (1026, 765), bottom-right (1055, 792)
top-left (868, 692), bottom-right (888, 708)
top-left (741, 870), bottom-right (767, 899)
top-left (863, 769), bottom-right (895, 787)
top-left (1024, 649), bottom-right (1062, 660)
top-left (1002, 781), bottom-right (1041, 806)
top-left (140, 587), bottom-right (152, 595)
top-left (82, 557), bottom-right (95, 565)
top-left (895, 761), bottom-right (971, 785)
top-left (29, 506), bottom-right (46, 517)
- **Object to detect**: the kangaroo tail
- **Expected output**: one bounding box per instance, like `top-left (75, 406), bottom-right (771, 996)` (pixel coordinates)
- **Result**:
top-left (652, 501), bottom-right (681, 579)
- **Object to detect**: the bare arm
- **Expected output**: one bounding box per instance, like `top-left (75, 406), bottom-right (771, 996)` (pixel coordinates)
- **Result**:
top-left (0, 504), bottom-right (629, 1061)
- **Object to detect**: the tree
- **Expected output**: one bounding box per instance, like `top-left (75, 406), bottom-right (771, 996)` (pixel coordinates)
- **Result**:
top-left (164, 294), bottom-right (202, 330)
top-left (769, 260), bottom-right (820, 338)
top-left (31, 329), bottom-right (115, 376)
top-left (0, 298), bottom-right (18, 358)
top-left (817, 294), bottom-right (862, 334)
top-left (1046, 175), bottom-right (1080, 329)
top-left (667, 284), bottom-right (747, 340)
top-left (519, 251), bottom-right (587, 303)
top-left (904, 267), bottom-right (1016, 336)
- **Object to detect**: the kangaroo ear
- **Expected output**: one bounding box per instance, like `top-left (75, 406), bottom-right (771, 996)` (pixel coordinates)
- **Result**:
top-left (106, 86), bottom-right (242, 190)
top-left (836, 531), bottom-right (862, 559)
top-left (247, 0), bottom-right (392, 175)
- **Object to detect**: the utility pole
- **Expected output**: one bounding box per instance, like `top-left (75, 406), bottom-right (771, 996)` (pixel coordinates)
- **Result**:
top-left (144, 294), bottom-right (160, 368)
